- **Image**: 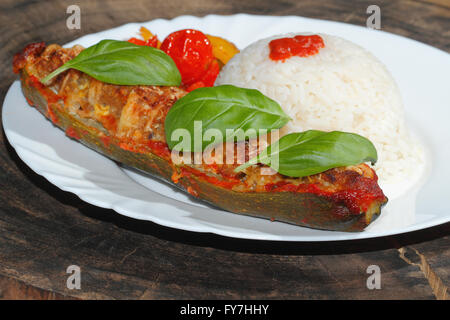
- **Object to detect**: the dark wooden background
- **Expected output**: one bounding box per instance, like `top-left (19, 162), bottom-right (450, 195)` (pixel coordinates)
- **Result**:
top-left (0, 0), bottom-right (449, 300)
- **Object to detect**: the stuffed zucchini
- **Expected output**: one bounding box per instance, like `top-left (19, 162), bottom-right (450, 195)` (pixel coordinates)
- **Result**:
top-left (13, 42), bottom-right (387, 232)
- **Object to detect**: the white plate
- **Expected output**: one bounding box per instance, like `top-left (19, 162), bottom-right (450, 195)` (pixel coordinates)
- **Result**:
top-left (3, 14), bottom-right (450, 241)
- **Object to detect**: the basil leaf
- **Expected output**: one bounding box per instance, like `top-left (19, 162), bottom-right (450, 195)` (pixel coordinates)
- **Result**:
top-left (41, 40), bottom-right (181, 86)
top-left (236, 130), bottom-right (378, 177)
top-left (165, 85), bottom-right (291, 152)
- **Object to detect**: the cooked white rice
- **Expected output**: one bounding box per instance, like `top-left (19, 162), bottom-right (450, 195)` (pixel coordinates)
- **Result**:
top-left (215, 33), bottom-right (424, 185)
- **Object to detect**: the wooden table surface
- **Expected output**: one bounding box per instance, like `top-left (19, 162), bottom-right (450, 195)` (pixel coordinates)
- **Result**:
top-left (0, 0), bottom-right (449, 300)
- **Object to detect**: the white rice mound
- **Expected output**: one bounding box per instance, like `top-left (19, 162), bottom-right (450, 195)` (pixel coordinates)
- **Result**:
top-left (215, 33), bottom-right (424, 185)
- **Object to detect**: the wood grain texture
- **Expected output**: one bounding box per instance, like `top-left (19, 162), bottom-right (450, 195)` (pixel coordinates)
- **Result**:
top-left (0, 0), bottom-right (449, 300)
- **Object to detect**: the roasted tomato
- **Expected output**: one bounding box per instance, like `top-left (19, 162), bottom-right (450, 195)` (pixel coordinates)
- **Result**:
top-left (185, 59), bottom-right (220, 91)
top-left (160, 29), bottom-right (218, 87)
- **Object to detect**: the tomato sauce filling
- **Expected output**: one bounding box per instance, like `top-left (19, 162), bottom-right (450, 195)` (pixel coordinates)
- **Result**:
top-left (27, 75), bottom-right (61, 123)
top-left (65, 127), bottom-right (80, 140)
top-left (264, 175), bottom-right (385, 215)
top-left (269, 35), bottom-right (325, 61)
top-left (27, 75), bottom-right (60, 104)
top-left (100, 135), bottom-right (111, 148)
top-left (180, 166), bottom-right (240, 190)
top-left (146, 140), bottom-right (171, 158)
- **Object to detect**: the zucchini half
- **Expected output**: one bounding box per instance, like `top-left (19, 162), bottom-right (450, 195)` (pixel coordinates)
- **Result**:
top-left (19, 70), bottom-right (386, 232)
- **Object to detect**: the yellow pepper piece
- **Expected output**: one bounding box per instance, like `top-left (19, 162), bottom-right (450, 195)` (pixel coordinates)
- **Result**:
top-left (140, 26), bottom-right (153, 40)
top-left (206, 35), bottom-right (239, 65)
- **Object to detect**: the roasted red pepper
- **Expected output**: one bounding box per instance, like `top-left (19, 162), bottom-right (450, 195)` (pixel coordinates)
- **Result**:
top-left (127, 36), bottom-right (159, 48)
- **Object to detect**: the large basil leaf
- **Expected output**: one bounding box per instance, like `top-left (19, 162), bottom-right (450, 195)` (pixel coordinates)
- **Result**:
top-left (165, 85), bottom-right (291, 152)
top-left (236, 130), bottom-right (378, 177)
top-left (41, 40), bottom-right (181, 86)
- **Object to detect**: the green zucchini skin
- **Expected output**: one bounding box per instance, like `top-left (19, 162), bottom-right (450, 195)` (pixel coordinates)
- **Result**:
top-left (19, 71), bottom-right (386, 232)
